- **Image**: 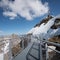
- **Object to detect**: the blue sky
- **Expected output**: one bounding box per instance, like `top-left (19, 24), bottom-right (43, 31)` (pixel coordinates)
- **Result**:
top-left (42, 0), bottom-right (60, 15)
top-left (0, 0), bottom-right (60, 35)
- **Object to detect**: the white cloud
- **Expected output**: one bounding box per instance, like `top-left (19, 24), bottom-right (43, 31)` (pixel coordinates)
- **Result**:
top-left (9, 17), bottom-right (15, 20)
top-left (3, 11), bottom-right (17, 20)
top-left (0, 0), bottom-right (49, 20)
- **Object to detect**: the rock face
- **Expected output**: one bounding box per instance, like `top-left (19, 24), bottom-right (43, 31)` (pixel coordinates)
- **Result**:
top-left (51, 18), bottom-right (60, 29)
top-left (49, 35), bottom-right (60, 43)
top-left (10, 34), bottom-right (21, 47)
top-left (12, 43), bottom-right (22, 56)
top-left (34, 15), bottom-right (53, 27)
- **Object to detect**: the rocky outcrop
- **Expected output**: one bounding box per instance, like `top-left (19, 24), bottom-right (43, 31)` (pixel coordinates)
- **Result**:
top-left (34, 15), bottom-right (60, 29)
top-left (51, 18), bottom-right (60, 29)
top-left (34, 15), bottom-right (53, 27)
top-left (48, 35), bottom-right (60, 43)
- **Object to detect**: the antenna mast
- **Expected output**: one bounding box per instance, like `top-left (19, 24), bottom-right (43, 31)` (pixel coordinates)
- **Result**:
top-left (48, 8), bottom-right (50, 18)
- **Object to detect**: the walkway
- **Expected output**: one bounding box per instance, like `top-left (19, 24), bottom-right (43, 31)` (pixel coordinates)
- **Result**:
top-left (13, 42), bottom-right (33, 60)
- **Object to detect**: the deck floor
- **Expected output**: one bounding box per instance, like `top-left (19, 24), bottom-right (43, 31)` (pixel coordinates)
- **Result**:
top-left (13, 42), bottom-right (33, 60)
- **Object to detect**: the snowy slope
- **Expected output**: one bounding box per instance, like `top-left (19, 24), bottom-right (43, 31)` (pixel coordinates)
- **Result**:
top-left (33, 15), bottom-right (60, 35)
top-left (27, 26), bottom-right (39, 34)
top-left (44, 28), bottom-right (60, 39)
top-left (27, 15), bottom-right (60, 40)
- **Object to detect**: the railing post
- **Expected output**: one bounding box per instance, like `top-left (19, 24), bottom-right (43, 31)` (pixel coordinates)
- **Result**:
top-left (22, 40), bottom-right (24, 49)
top-left (9, 39), bottom-right (13, 60)
top-left (45, 43), bottom-right (48, 60)
top-left (40, 41), bottom-right (43, 60)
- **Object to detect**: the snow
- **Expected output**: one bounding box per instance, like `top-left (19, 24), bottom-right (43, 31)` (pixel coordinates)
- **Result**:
top-left (54, 28), bottom-right (60, 36)
top-left (44, 29), bottom-right (59, 39)
top-left (27, 26), bottom-right (39, 34)
top-left (1, 40), bottom-right (10, 54)
top-left (4, 42), bottom-right (9, 54)
top-left (33, 15), bottom-right (58, 35)
top-left (48, 46), bottom-right (56, 52)
top-left (44, 28), bottom-right (60, 39)
top-left (27, 14), bottom-right (60, 43)
top-left (0, 53), bottom-right (4, 60)
top-left (31, 15), bottom-right (60, 40)
top-left (33, 23), bottom-right (45, 35)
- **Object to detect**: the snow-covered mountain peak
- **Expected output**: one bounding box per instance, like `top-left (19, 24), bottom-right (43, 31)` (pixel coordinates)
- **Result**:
top-left (27, 15), bottom-right (60, 40)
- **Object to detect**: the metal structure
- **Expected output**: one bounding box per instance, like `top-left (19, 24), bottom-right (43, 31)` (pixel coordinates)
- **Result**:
top-left (0, 35), bottom-right (60, 60)
top-left (26, 38), bottom-right (60, 60)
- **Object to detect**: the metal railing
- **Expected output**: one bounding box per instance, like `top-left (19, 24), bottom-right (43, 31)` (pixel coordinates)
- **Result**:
top-left (40, 39), bottom-right (60, 60)
top-left (26, 36), bottom-right (60, 60)
top-left (0, 34), bottom-right (32, 60)
top-left (0, 35), bottom-right (60, 60)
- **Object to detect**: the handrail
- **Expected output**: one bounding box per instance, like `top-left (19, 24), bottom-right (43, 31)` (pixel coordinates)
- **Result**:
top-left (47, 46), bottom-right (60, 54)
top-left (46, 41), bottom-right (60, 47)
top-left (40, 39), bottom-right (60, 60)
top-left (39, 39), bottom-right (60, 47)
